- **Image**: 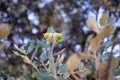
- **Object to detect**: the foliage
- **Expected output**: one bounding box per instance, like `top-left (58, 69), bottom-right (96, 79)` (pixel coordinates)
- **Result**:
top-left (0, 0), bottom-right (120, 80)
top-left (13, 14), bottom-right (120, 80)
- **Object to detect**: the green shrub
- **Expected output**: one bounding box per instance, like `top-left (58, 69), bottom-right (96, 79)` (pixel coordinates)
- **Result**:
top-left (13, 14), bottom-right (120, 80)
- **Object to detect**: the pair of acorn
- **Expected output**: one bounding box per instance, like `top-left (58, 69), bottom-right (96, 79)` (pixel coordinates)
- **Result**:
top-left (44, 32), bottom-right (62, 43)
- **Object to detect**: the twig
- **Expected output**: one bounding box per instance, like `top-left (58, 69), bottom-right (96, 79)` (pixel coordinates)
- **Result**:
top-left (34, 57), bottom-right (41, 64)
top-left (54, 48), bottom-right (65, 56)
top-left (49, 42), bottom-right (57, 79)
top-left (31, 63), bottom-right (39, 72)
top-left (14, 44), bottom-right (27, 56)
top-left (105, 38), bottom-right (118, 80)
top-left (94, 54), bottom-right (99, 71)
top-left (34, 57), bottom-right (50, 73)
top-left (69, 70), bottom-right (82, 80)
top-left (42, 62), bottom-right (51, 73)
top-left (50, 42), bottom-right (55, 57)
top-left (78, 52), bottom-right (95, 60)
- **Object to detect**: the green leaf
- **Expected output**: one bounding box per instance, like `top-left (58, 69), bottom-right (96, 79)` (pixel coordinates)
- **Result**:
top-left (50, 58), bottom-right (56, 74)
top-left (58, 64), bottom-right (67, 73)
top-left (113, 68), bottom-right (120, 77)
top-left (26, 73), bottom-right (36, 80)
top-left (31, 47), bottom-right (38, 60)
top-left (85, 35), bottom-right (93, 49)
top-left (98, 40), bottom-right (112, 51)
top-left (33, 61), bottom-right (39, 67)
top-left (19, 45), bottom-right (26, 53)
top-left (82, 69), bottom-right (91, 76)
top-left (37, 40), bottom-right (49, 48)
top-left (57, 76), bottom-right (67, 80)
top-left (27, 40), bottom-right (36, 53)
top-left (40, 51), bottom-right (49, 62)
top-left (47, 27), bottom-right (55, 33)
top-left (101, 52), bottom-right (110, 62)
top-left (58, 32), bottom-right (65, 42)
top-left (36, 72), bottom-right (51, 80)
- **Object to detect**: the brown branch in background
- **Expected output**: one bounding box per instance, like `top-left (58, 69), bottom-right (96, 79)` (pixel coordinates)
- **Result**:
top-left (105, 38), bottom-right (118, 80)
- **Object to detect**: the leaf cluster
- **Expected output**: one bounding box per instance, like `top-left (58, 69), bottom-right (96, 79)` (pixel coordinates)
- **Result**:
top-left (13, 14), bottom-right (120, 80)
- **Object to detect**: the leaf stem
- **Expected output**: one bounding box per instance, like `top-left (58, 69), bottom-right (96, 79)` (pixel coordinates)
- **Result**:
top-left (31, 63), bottom-right (39, 72)
top-left (50, 42), bottom-right (55, 57)
top-left (54, 48), bottom-right (65, 56)
top-left (50, 42), bottom-right (57, 79)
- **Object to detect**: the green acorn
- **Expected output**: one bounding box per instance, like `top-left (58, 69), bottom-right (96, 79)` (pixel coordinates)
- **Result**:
top-left (44, 33), bottom-right (50, 39)
top-left (56, 33), bottom-right (62, 40)
top-left (44, 33), bottom-right (53, 42)
top-left (44, 32), bottom-right (62, 42)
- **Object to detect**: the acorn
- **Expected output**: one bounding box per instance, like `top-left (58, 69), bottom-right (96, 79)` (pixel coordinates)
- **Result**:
top-left (44, 32), bottom-right (62, 43)
top-left (55, 33), bottom-right (62, 41)
top-left (44, 33), bottom-right (54, 42)
top-left (44, 33), bottom-right (50, 39)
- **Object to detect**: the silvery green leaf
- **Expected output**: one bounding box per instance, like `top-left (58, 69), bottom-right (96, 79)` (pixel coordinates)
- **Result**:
top-left (47, 27), bottom-right (55, 33)
top-left (31, 47), bottom-right (38, 60)
top-left (40, 51), bottom-right (49, 62)
top-left (58, 64), bottom-right (67, 73)
top-left (27, 40), bottom-right (36, 53)
top-left (37, 40), bottom-right (49, 48)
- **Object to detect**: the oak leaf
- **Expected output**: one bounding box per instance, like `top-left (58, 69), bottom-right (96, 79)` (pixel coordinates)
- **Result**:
top-left (66, 54), bottom-right (80, 71)
top-left (98, 23), bottom-right (114, 39)
top-left (0, 24), bottom-right (10, 38)
top-left (99, 13), bottom-right (109, 26)
top-left (86, 15), bottom-right (100, 33)
top-left (57, 55), bottom-right (64, 64)
top-left (89, 36), bottom-right (100, 54)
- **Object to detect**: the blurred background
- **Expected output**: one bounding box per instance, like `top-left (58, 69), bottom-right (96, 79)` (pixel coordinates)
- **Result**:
top-left (0, 0), bottom-right (120, 79)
